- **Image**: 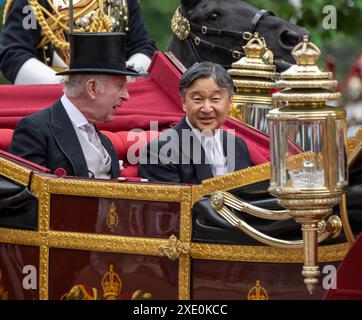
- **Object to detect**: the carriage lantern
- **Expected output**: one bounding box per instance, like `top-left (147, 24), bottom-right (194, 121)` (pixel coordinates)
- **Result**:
top-left (268, 36), bottom-right (347, 293)
top-left (227, 33), bottom-right (278, 133)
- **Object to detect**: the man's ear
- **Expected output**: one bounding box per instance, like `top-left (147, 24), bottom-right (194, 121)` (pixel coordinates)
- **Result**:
top-left (180, 94), bottom-right (187, 112)
top-left (181, 97), bottom-right (188, 112)
top-left (86, 79), bottom-right (97, 100)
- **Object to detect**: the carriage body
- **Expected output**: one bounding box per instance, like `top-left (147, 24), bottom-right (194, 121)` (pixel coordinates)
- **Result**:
top-left (0, 53), bottom-right (359, 300)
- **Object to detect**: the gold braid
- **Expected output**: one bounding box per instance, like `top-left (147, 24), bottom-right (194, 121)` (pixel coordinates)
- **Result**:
top-left (16, 0), bottom-right (125, 66)
top-left (28, 0), bottom-right (111, 50)
top-left (28, 0), bottom-right (69, 50)
top-left (2, 0), bottom-right (15, 24)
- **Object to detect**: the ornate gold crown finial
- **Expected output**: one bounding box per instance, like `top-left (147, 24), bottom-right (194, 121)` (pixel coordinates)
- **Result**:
top-left (243, 32), bottom-right (268, 59)
top-left (102, 265), bottom-right (122, 300)
top-left (274, 34), bottom-right (340, 106)
top-left (292, 35), bottom-right (321, 66)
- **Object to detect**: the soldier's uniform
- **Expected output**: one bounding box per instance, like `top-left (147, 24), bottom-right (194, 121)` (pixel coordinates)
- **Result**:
top-left (0, 0), bottom-right (157, 83)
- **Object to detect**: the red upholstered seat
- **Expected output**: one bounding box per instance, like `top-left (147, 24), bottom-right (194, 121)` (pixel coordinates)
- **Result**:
top-left (101, 130), bottom-right (162, 177)
top-left (0, 129), bottom-right (13, 151)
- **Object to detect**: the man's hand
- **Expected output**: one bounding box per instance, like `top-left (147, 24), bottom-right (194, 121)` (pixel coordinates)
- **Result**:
top-left (14, 58), bottom-right (63, 85)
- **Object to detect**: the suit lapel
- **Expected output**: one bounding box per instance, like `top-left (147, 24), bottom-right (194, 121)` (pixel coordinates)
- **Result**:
top-left (177, 117), bottom-right (214, 183)
top-left (48, 100), bottom-right (89, 177)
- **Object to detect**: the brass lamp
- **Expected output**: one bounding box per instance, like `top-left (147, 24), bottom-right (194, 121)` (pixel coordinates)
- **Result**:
top-left (210, 36), bottom-right (346, 295)
top-left (227, 33), bottom-right (278, 133)
top-left (268, 36), bottom-right (347, 294)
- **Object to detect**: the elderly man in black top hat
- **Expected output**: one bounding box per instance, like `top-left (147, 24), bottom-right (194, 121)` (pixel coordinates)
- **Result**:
top-left (8, 32), bottom-right (137, 179)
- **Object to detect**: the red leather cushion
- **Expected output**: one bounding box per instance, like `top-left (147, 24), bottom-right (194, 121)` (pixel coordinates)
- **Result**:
top-left (102, 130), bottom-right (161, 162)
top-left (0, 129), bottom-right (13, 151)
top-left (121, 164), bottom-right (138, 178)
top-left (101, 130), bottom-right (161, 177)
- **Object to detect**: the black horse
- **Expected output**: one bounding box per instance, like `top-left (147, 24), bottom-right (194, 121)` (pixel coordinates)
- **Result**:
top-left (168, 0), bottom-right (308, 71)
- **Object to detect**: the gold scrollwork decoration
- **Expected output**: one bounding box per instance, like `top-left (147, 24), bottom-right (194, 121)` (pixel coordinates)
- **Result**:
top-left (159, 235), bottom-right (191, 260)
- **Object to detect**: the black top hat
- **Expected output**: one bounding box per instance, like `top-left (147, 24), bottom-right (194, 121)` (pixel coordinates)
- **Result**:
top-left (56, 32), bottom-right (139, 76)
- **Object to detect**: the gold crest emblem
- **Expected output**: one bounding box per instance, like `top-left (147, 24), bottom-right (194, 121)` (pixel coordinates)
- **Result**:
top-left (102, 265), bottom-right (122, 300)
top-left (247, 280), bottom-right (269, 300)
top-left (107, 202), bottom-right (119, 233)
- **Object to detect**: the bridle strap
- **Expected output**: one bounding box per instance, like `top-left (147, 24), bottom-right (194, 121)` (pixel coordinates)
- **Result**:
top-left (188, 31), bottom-right (244, 60)
top-left (186, 10), bottom-right (274, 39)
top-left (189, 22), bottom-right (245, 38)
top-left (180, 8), bottom-right (274, 65)
top-left (248, 9), bottom-right (274, 34)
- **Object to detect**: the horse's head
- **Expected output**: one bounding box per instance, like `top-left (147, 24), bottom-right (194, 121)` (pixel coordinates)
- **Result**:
top-left (170, 0), bottom-right (308, 71)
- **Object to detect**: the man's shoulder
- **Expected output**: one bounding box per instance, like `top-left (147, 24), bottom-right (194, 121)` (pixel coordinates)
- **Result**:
top-left (221, 129), bottom-right (249, 149)
top-left (24, 106), bottom-right (51, 122)
top-left (17, 101), bottom-right (59, 127)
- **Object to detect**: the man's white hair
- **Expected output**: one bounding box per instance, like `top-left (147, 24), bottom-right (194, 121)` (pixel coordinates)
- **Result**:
top-left (63, 74), bottom-right (106, 98)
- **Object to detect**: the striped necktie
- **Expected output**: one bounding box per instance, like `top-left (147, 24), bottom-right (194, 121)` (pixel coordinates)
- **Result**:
top-left (81, 123), bottom-right (106, 159)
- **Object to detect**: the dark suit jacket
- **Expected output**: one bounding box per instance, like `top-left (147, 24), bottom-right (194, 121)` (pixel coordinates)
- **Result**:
top-left (138, 117), bottom-right (251, 184)
top-left (8, 100), bottom-right (120, 178)
top-left (0, 0), bottom-right (157, 82)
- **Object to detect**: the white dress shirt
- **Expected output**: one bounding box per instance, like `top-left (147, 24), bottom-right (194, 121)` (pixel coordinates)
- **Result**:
top-left (61, 95), bottom-right (111, 178)
top-left (185, 117), bottom-right (228, 176)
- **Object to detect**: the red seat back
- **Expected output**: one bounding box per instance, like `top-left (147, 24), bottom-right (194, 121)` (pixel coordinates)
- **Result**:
top-left (0, 129), bottom-right (13, 152)
top-left (101, 130), bottom-right (161, 177)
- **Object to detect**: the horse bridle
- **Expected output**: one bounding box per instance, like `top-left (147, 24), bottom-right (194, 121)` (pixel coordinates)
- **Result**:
top-left (171, 6), bottom-right (274, 67)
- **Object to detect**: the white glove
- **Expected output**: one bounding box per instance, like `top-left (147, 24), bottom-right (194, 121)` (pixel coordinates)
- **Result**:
top-left (126, 53), bottom-right (151, 74)
top-left (14, 58), bottom-right (63, 85)
top-left (52, 51), bottom-right (68, 69)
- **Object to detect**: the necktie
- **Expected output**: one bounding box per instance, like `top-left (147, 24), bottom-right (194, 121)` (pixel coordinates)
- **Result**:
top-left (81, 123), bottom-right (106, 158)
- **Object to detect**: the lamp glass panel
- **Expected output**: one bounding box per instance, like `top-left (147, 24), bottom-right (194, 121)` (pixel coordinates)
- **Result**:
top-left (244, 103), bottom-right (273, 134)
top-left (335, 118), bottom-right (348, 189)
top-left (270, 119), bottom-right (327, 189)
